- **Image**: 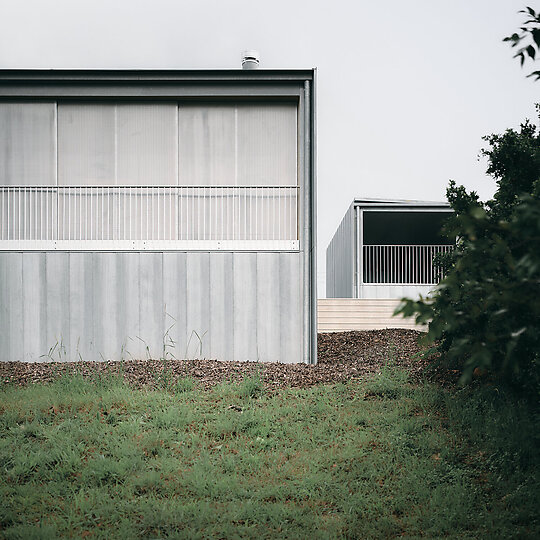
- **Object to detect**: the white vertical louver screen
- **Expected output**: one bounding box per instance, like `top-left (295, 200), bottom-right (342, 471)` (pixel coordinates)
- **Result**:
top-left (178, 103), bottom-right (298, 240)
top-left (1, 102), bottom-right (298, 248)
top-left (0, 103), bottom-right (56, 240)
top-left (0, 103), bottom-right (56, 186)
top-left (57, 103), bottom-right (177, 240)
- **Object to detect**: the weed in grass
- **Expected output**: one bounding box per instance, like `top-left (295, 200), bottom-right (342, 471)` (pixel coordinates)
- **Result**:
top-left (239, 370), bottom-right (265, 399)
top-left (363, 362), bottom-right (409, 400)
top-left (172, 376), bottom-right (195, 394)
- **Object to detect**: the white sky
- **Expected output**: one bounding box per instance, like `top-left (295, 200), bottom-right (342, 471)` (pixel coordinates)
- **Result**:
top-left (1, 0), bottom-right (538, 296)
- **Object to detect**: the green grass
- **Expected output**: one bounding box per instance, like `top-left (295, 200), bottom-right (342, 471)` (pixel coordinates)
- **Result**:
top-left (0, 367), bottom-right (538, 539)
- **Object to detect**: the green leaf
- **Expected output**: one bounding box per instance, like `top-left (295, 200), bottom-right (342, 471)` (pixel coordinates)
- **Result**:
top-left (532, 28), bottom-right (540, 48)
top-left (526, 45), bottom-right (536, 60)
top-left (503, 33), bottom-right (521, 44)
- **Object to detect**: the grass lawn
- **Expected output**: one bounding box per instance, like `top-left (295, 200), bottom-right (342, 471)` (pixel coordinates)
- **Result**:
top-left (0, 366), bottom-right (538, 539)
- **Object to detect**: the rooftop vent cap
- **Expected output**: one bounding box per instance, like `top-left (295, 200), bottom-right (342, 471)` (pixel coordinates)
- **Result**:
top-left (242, 50), bottom-right (260, 70)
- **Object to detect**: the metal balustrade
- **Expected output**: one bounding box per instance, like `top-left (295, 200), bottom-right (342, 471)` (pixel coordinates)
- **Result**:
top-left (0, 185), bottom-right (299, 250)
top-left (363, 244), bottom-right (453, 284)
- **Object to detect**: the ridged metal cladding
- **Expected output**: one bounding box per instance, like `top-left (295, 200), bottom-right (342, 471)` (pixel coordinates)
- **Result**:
top-left (241, 50), bottom-right (260, 70)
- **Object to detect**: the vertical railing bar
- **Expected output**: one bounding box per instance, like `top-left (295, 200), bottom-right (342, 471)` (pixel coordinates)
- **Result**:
top-left (380, 246), bottom-right (383, 283)
top-left (377, 245), bottom-right (380, 283)
top-left (29, 187), bottom-right (32, 240)
top-left (195, 186), bottom-right (198, 241)
top-left (100, 187), bottom-right (103, 241)
top-left (400, 245), bottom-right (403, 284)
top-left (384, 247), bottom-right (392, 283)
top-left (370, 246), bottom-right (372, 283)
top-left (390, 245), bottom-right (393, 284)
top-left (394, 246), bottom-right (396, 284)
top-left (34, 188), bottom-right (37, 240)
top-left (278, 186), bottom-right (280, 241)
top-left (430, 246), bottom-right (432, 284)
top-left (65, 189), bottom-right (68, 240)
top-left (90, 186), bottom-right (93, 241)
top-left (204, 186), bottom-right (207, 241)
top-left (371, 246), bottom-right (374, 283)
top-left (368, 246), bottom-right (370, 283)
top-left (391, 246), bottom-right (394, 284)
top-left (418, 245), bottom-right (421, 284)
top-left (374, 246), bottom-right (377, 283)
top-left (411, 246), bottom-right (418, 283)
top-left (83, 187), bottom-right (86, 240)
top-left (394, 245), bottom-right (400, 283)
top-left (383, 245), bottom-right (386, 284)
top-left (23, 187), bottom-right (26, 241)
top-left (130, 186), bottom-right (133, 241)
top-left (420, 245), bottom-right (422, 284)
top-left (407, 245), bottom-right (409, 283)
top-left (398, 246), bottom-right (400, 283)
top-left (423, 246), bottom-right (425, 284)
top-left (376, 245), bottom-right (378, 283)
top-left (177, 186), bottom-right (180, 241)
top-left (416, 246), bottom-right (419, 284)
top-left (58, 188), bottom-right (65, 240)
top-left (418, 245), bottom-right (420, 283)
top-left (190, 186), bottom-right (193, 241)
top-left (273, 186), bottom-right (276, 241)
top-left (433, 246), bottom-right (436, 283)
top-left (420, 246), bottom-right (423, 284)
top-left (424, 246), bottom-right (426, 284)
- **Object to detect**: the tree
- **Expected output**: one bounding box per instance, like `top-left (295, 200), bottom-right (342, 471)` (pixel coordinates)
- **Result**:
top-left (504, 6), bottom-right (540, 80)
top-left (396, 109), bottom-right (540, 392)
top-left (396, 7), bottom-right (540, 392)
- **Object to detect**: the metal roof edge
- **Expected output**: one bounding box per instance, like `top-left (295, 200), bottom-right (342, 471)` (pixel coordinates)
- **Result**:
top-left (0, 68), bottom-right (316, 83)
top-left (353, 197), bottom-right (450, 208)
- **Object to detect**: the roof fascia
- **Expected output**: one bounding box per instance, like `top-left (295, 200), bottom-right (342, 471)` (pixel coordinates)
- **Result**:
top-left (0, 69), bottom-right (315, 83)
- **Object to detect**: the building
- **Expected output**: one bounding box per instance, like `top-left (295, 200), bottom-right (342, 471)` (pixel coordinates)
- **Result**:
top-left (0, 68), bottom-right (317, 364)
top-left (326, 198), bottom-right (453, 299)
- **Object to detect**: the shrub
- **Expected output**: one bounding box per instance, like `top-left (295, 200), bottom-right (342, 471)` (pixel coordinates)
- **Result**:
top-left (397, 109), bottom-right (540, 394)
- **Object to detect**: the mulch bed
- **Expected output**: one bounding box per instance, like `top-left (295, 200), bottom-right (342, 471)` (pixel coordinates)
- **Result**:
top-left (0, 329), bottom-right (433, 391)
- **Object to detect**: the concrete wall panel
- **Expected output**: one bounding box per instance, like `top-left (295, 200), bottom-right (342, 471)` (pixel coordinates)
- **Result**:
top-left (0, 251), bottom-right (305, 363)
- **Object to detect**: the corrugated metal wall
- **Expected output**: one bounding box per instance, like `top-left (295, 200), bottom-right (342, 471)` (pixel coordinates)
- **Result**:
top-left (0, 251), bottom-right (302, 363)
top-left (326, 204), bottom-right (355, 298)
